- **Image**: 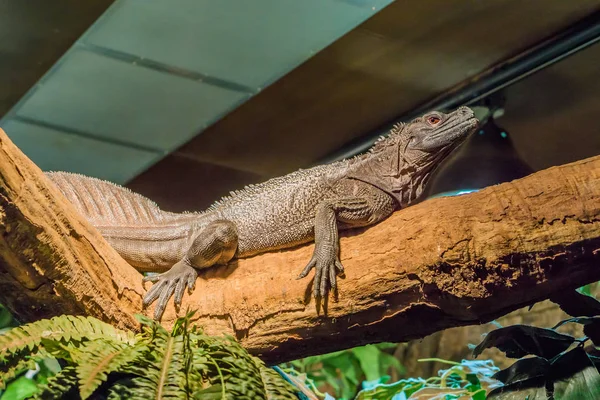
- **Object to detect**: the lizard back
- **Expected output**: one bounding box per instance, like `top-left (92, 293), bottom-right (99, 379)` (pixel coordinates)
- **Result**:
top-left (46, 172), bottom-right (197, 229)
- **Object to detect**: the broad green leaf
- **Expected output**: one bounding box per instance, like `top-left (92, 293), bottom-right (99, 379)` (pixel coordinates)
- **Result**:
top-left (1, 376), bottom-right (39, 400)
top-left (473, 325), bottom-right (574, 359)
top-left (577, 284), bottom-right (593, 297)
top-left (352, 345), bottom-right (382, 382)
top-left (0, 358), bottom-right (37, 389)
top-left (492, 357), bottom-right (550, 385)
top-left (0, 307), bottom-right (15, 331)
top-left (551, 290), bottom-right (600, 317)
top-left (553, 366), bottom-right (600, 399)
top-left (354, 378), bottom-right (425, 400)
top-left (408, 386), bottom-right (470, 399)
top-left (32, 366), bottom-right (78, 400)
top-left (74, 340), bottom-right (144, 399)
top-left (487, 381), bottom-right (548, 400)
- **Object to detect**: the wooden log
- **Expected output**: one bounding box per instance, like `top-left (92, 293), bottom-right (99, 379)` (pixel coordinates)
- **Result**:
top-left (0, 128), bottom-right (142, 329)
top-left (0, 127), bottom-right (598, 364)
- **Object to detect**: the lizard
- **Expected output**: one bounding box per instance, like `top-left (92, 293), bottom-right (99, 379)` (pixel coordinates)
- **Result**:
top-left (46, 107), bottom-right (478, 320)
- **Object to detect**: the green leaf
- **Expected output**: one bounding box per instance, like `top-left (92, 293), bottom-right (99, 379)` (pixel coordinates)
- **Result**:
top-left (487, 381), bottom-right (548, 400)
top-left (0, 307), bottom-right (15, 331)
top-left (408, 386), bottom-right (470, 399)
top-left (551, 290), bottom-right (600, 317)
top-left (193, 383), bottom-right (224, 399)
top-left (354, 377), bottom-right (425, 400)
top-left (492, 357), bottom-right (550, 385)
top-left (473, 325), bottom-right (575, 359)
top-left (1, 376), bottom-right (39, 400)
top-left (552, 316), bottom-right (600, 329)
top-left (32, 366), bottom-right (79, 400)
top-left (352, 346), bottom-right (382, 382)
top-left (73, 340), bottom-right (144, 400)
top-left (553, 365), bottom-right (600, 399)
top-left (34, 358), bottom-right (61, 385)
top-left (0, 315), bottom-right (135, 360)
top-left (0, 313), bottom-right (304, 400)
top-left (380, 352), bottom-right (404, 376)
top-left (0, 357), bottom-right (38, 389)
top-left (577, 284), bottom-right (594, 297)
top-left (489, 347), bottom-right (600, 399)
top-left (551, 316), bottom-right (600, 346)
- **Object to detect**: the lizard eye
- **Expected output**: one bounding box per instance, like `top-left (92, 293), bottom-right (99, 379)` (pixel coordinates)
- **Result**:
top-left (427, 116), bottom-right (441, 125)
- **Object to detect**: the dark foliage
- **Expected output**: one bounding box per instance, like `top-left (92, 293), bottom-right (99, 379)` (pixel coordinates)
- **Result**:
top-left (474, 289), bottom-right (600, 399)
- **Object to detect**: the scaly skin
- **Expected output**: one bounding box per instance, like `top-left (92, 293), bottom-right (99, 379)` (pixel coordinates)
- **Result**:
top-left (47, 107), bottom-right (478, 319)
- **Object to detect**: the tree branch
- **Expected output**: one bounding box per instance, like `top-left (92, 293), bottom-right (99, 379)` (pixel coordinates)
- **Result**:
top-left (0, 128), bottom-right (598, 364)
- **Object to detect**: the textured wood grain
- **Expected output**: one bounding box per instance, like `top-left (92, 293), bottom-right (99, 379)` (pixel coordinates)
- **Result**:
top-left (0, 127), bottom-right (599, 364)
top-left (0, 128), bottom-right (143, 329)
top-left (172, 154), bottom-right (600, 364)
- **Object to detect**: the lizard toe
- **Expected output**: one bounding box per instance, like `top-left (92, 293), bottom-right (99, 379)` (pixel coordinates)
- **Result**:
top-left (335, 260), bottom-right (345, 274)
top-left (187, 272), bottom-right (197, 291)
top-left (298, 256), bottom-right (316, 279)
top-left (154, 283), bottom-right (176, 320)
top-left (143, 280), bottom-right (166, 306)
top-left (174, 279), bottom-right (186, 307)
top-left (313, 263), bottom-right (323, 298)
top-left (320, 268), bottom-right (329, 298)
top-left (329, 265), bottom-right (337, 290)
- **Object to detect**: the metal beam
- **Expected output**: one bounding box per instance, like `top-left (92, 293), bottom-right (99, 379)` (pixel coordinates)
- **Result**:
top-left (321, 10), bottom-right (600, 163)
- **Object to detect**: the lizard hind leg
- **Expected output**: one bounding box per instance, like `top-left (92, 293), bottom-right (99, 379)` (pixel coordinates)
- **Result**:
top-left (142, 220), bottom-right (238, 320)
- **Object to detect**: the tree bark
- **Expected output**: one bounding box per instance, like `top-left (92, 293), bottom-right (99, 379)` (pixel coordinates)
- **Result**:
top-left (0, 129), bottom-right (143, 330)
top-left (0, 128), bottom-right (599, 364)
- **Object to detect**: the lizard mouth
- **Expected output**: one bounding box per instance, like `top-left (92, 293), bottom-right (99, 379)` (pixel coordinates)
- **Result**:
top-left (430, 116), bottom-right (479, 144)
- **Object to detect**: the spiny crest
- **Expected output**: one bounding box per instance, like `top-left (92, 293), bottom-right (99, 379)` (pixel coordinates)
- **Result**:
top-left (207, 182), bottom-right (262, 211)
top-left (45, 171), bottom-right (199, 225)
top-left (368, 122), bottom-right (406, 155)
top-left (206, 163), bottom-right (339, 212)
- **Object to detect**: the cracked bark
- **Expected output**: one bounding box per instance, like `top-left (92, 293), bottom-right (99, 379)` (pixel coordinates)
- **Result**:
top-left (0, 127), bottom-right (599, 364)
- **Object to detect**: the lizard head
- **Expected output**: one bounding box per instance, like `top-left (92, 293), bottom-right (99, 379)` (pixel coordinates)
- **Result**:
top-left (349, 107), bottom-right (478, 206)
top-left (403, 106), bottom-right (478, 155)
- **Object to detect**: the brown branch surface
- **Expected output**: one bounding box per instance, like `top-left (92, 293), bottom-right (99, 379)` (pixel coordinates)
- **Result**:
top-left (0, 128), bottom-right (599, 364)
top-left (0, 128), bottom-right (143, 329)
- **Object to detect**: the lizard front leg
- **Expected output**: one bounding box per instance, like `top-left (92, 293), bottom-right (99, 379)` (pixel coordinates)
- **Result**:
top-left (143, 220), bottom-right (238, 320)
top-left (298, 182), bottom-right (395, 300)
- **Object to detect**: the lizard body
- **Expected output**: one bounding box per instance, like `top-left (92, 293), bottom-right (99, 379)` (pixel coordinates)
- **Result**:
top-left (47, 107), bottom-right (478, 319)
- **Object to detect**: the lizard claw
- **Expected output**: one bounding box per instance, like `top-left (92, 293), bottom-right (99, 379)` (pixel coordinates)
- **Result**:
top-left (297, 251), bottom-right (344, 301)
top-left (142, 260), bottom-right (198, 320)
top-left (297, 255), bottom-right (316, 279)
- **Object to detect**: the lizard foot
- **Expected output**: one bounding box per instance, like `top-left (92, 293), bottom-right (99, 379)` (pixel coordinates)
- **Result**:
top-left (142, 260), bottom-right (198, 320)
top-left (297, 251), bottom-right (345, 300)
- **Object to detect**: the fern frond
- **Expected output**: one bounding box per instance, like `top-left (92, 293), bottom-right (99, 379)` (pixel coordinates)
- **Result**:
top-left (0, 357), bottom-right (37, 389)
top-left (136, 314), bottom-right (168, 338)
top-left (106, 377), bottom-right (143, 400)
top-left (189, 333), bottom-right (298, 399)
top-left (2, 313), bottom-right (308, 399)
top-left (0, 315), bottom-right (135, 360)
top-left (259, 365), bottom-right (300, 400)
top-left (33, 366), bottom-right (78, 400)
top-left (71, 339), bottom-right (146, 400)
top-left (118, 334), bottom-right (188, 399)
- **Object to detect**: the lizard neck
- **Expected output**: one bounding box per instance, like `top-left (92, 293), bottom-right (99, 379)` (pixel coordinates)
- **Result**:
top-left (347, 150), bottom-right (435, 208)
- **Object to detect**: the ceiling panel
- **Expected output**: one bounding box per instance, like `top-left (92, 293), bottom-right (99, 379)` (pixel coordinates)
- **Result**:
top-left (1, 119), bottom-right (159, 184)
top-left (173, 0), bottom-right (600, 177)
top-left (83, 0), bottom-right (394, 88)
top-left (14, 48), bottom-right (250, 151)
top-left (0, 0), bottom-right (114, 117)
